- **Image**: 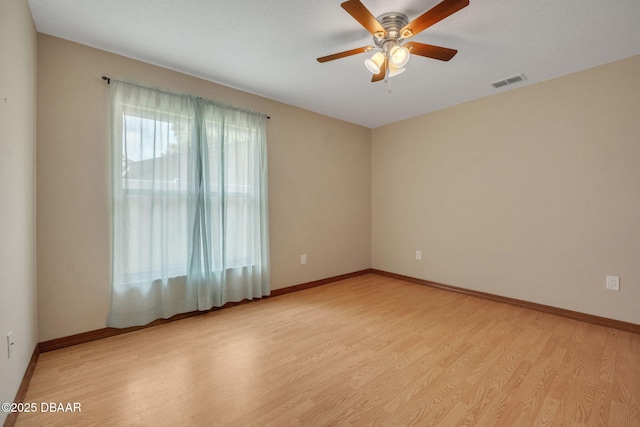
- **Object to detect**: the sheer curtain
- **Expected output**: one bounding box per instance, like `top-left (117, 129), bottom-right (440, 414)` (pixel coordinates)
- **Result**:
top-left (107, 81), bottom-right (270, 328)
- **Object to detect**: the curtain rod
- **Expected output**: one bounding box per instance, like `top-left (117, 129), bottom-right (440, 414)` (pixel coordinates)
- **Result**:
top-left (101, 76), bottom-right (270, 119)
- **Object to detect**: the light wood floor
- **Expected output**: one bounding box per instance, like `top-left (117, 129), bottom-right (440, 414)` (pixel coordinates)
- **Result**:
top-left (17, 274), bottom-right (640, 426)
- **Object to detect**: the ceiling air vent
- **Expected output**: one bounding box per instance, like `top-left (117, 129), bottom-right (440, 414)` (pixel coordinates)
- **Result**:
top-left (490, 73), bottom-right (526, 89)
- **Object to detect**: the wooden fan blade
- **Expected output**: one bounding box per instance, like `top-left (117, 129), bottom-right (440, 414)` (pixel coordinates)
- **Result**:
top-left (405, 42), bottom-right (458, 61)
top-left (317, 46), bottom-right (373, 63)
top-left (371, 58), bottom-right (387, 82)
top-left (341, 0), bottom-right (386, 36)
top-left (400, 0), bottom-right (469, 38)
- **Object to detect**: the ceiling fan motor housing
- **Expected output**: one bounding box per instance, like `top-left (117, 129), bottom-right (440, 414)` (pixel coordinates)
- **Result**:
top-left (374, 12), bottom-right (409, 56)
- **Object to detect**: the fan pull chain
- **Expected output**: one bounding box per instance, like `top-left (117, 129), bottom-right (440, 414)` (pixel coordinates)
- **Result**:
top-left (386, 61), bottom-right (392, 94)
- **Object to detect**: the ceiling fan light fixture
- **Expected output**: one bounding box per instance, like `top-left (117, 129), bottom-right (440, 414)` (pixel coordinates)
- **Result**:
top-left (389, 46), bottom-right (410, 67)
top-left (364, 52), bottom-right (385, 74)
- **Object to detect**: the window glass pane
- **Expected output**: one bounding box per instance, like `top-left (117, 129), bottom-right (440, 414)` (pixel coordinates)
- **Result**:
top-left (119, 112), bottom-right (191, 280)
top-left (122, 112), bottom-right (190, 193)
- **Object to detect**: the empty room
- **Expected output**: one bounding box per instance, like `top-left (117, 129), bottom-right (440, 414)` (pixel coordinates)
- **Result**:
top-left (2, 0), bottom-right (639, 425)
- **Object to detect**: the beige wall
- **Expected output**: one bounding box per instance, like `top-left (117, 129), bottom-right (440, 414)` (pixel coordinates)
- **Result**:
top-left (36, 34), bottom-right (371, 341)
top-left (0, 0), bottom-right (38, 422)
top-left (34, 31), bottom-right (640, 342)
top-left (372, 55), bottom-right (640, 324)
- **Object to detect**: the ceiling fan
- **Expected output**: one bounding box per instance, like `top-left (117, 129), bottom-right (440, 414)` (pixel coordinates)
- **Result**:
top-left (317, 0), bottom-right (470, 82)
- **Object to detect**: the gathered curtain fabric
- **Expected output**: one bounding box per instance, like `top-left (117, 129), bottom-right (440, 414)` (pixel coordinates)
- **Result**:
top-left (107, 81), bottom-right (270, 328)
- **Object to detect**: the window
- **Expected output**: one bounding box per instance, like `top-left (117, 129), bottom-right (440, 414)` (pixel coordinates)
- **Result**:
top-left (108, 81), bottom-right (270, 328)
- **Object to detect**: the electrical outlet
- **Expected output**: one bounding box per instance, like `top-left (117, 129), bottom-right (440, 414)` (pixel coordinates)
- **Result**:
top-left (7, 331), bottom-right (14, 359)
top-left (416, 250), bottom-right (422, 261)
top-left (300, 254), bottom-right (307, 265)
top-left (606, 275), bottom-right (620, 291)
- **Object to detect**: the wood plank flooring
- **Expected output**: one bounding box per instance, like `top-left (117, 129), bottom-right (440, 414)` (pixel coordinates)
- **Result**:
top-left (16, 274), bottom-right (640, 426)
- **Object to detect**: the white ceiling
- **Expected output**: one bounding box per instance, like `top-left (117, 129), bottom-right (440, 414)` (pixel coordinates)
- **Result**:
top-left (28, 0), bottom-right (640, 128)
